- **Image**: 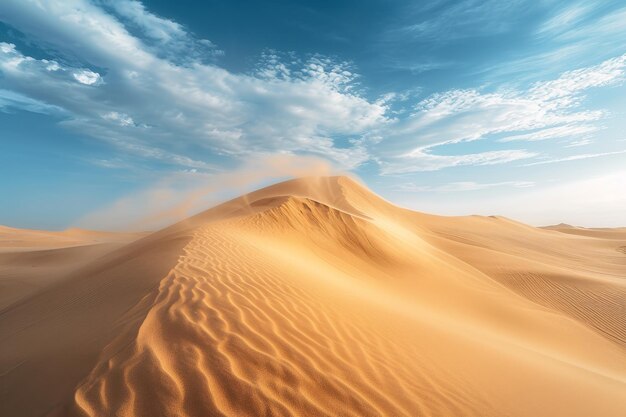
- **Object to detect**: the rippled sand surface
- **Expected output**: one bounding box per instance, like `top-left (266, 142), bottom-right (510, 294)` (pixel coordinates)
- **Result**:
top-left (2, 176), bottom-right (625, 417)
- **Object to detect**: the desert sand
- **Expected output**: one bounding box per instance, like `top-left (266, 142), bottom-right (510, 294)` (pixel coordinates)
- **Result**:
top-left (1, 176), bottom-right (625, 417)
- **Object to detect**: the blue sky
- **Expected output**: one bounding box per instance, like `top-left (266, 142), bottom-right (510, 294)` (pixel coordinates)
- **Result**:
top-left (1, 0), bottom-right (625, 229)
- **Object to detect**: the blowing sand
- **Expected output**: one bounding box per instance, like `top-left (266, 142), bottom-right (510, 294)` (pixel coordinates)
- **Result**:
top-left (1, 176), bottom-right (625, 417)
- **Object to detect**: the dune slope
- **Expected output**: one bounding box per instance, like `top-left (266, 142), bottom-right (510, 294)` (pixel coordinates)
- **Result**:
top-left (1, 176), bottom-right (625, 417)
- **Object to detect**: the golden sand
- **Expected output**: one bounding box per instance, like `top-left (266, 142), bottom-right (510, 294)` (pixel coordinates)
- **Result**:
top-left (1, 176), bottom-right (625, 417)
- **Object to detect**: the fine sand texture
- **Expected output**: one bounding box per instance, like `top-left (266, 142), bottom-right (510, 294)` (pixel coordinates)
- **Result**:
top-left (1, 176), bottom-right (625, 417)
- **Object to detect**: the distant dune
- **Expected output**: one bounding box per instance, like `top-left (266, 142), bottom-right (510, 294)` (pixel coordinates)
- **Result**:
top-left (1, 176), bottom-right (625, 417)
top-left (0, 228), bottom-right (147, 311)
top-left (543, 223), bottom-right (626, 240)
top-left (0, 225), bottom-right (147, 252)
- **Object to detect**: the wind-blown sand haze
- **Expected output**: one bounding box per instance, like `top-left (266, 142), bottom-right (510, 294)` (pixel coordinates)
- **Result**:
top-left (1, 176), bottom-right (625, 417)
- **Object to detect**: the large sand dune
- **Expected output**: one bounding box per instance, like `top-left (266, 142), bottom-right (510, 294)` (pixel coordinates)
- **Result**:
top-left (1, 176), bottom-right (625, 417)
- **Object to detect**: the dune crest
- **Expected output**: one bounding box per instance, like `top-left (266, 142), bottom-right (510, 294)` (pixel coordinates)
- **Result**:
top-left (2, 176), bottom-right (625, 417)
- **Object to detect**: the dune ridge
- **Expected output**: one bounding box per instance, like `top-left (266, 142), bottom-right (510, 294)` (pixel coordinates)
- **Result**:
top-left (1, 176), bottom-right (625, 417)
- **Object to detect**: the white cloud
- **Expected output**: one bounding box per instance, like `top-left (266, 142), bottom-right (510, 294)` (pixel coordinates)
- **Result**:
top-left (106, 0), bottom-right (185, 42)
top-left (89, 158), bottom-right (133, 169)
top-left (103, 0), bottom-right (223, 61)
top-left (0, 0), bottom-right (625, 177)
top-left (523, 150), bottom-right (626, 166)
top-left (102, 111), bottom-right (135, 126)
top-left (45, 61), bottom-right (61, 71)
top-left (72, 69), bottom-right (102, 85)
top-left (487, 4), bottom-right (626, 84)
top-left (0, 42), bottom-right (32, 71)
top-left (0, 43), bottom-right (14, 53)
top-left (537, 3), bottom-right (592, 36)
top-left (394, 180), bottom-right (534, 192)
top-left (0, 88), bottom-right (65, 114)
top-left (565, 138), bottom-right (593, 147)
top-left (0, 1), bottom-right (387, 170)
top-left (392, 0), bottom-right (526, 43)
top-left (376, 52), bottom-right (626, 173)
top-left (528, 53), bottom-right (626, 103)
top-left (382, 148), bottom-right (537, 174)
top-left (555, 7), bottom-right (626, 44)
top-left (499, 124), bottom-right (597, 142)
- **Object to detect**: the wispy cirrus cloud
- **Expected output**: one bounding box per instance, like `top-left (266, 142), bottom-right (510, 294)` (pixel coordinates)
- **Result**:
top-left (529, 53), bottom-right (626, 101)
top-left (523, 150), bottom-right (626, 166)
top-left (565, 138), bottom-right (593, 147)
top-left (101, 0), bottom-right (223, 62)
top-left (383, 148), bottom-right (536, 174)
top-left (377, 51), bottom-right (626, 173)
top-left (536, 3), bottom-right (593, 37)
top-left (391, 0), bottom-right (527, 43)
top-left (394, 180), bottom-right (534, 193)
top-left (1, 0), bottom-right (625, 179)
top-left (476, 2), bottom-right (626, 89)
top-left (499, 124), bottom-right (598, 142)
top-left (0, 0), bottom-right (388, 171)
top-left (549, 6), bottom-right (626, 44)
top-left (0, 88), bottom-right (65, 115)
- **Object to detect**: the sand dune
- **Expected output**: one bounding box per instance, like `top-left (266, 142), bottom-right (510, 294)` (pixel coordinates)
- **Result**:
top-left (1, 176), bottom-right (625, 417)
top-left (543, 223), bottom-right (626, 240)
top-left (0, 226), bottom-right (146, 252)
top-left (0, 228), bottom-right (146, 311)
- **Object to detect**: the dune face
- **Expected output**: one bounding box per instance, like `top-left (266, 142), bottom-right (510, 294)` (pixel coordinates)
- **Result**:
top-left (1, 177), bottom-right (626, 417)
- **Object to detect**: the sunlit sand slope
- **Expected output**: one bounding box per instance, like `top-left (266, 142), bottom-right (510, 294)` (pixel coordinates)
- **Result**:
top-left (1, 177), bottom-right (625, 417)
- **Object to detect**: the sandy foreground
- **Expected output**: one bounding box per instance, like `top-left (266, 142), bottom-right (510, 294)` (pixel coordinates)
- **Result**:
top-left (1, 176), bottom-right (625, 417)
